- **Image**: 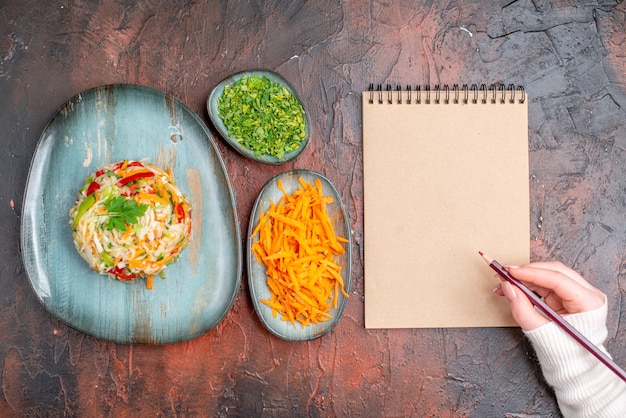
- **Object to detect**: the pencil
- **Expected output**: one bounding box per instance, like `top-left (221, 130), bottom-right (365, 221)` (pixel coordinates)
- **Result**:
top-left (479, 251), bottom-right (626, 383)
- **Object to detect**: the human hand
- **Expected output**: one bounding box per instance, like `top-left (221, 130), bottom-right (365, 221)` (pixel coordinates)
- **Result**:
top-left (492, 261), bottom-right (606, 331)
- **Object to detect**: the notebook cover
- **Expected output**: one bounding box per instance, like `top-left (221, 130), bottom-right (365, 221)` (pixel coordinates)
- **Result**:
top-left (363, 88), bottom-right (529, 328)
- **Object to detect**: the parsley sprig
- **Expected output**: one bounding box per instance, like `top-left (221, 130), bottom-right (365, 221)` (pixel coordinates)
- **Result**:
top-left (103, 196), bottom-right (148, 232)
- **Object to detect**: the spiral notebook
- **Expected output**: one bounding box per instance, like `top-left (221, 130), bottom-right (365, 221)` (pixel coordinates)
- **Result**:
top-left (363, 84), bottom-right (530, 328)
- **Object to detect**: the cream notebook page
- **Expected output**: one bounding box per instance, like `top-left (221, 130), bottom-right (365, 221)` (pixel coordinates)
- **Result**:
top-left (363, 86), bottom-right (529, 328)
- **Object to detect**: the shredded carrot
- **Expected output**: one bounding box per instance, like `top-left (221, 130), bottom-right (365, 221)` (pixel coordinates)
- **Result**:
top-left (250, 177), bottom-right (348, 328)
top-left (136, 191), bottom-right (170, 207)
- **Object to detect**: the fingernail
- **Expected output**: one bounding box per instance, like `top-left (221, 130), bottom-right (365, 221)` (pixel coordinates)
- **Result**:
top-left (502, 281), bottom-right (517, 300)
top-left (491, 283), bottom-right (501, 293)
top-left (504, 264), bottom-right (520, 270)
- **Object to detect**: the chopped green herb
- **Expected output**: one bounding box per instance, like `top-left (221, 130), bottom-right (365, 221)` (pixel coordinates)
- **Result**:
top-left (103, 196), bottom-right (148, 232)
top-left (217, 75), bottom-right (307, 159)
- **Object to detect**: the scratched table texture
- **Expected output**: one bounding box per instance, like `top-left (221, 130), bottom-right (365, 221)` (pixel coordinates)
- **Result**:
top-left (1, 1), bottom-right (625, 417)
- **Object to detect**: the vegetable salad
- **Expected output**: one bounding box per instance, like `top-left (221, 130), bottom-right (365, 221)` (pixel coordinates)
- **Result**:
top-left (69, 160), bottom-right (192, 289)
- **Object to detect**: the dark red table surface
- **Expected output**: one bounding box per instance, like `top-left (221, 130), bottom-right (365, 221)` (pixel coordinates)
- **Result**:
top-left (1, 1), bottom-right (625, 416)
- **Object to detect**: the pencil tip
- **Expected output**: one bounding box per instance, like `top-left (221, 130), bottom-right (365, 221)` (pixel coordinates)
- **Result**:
top-left (479, 251), bottom-right (493, 264)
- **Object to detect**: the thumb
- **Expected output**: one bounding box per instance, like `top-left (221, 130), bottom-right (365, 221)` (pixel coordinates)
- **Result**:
top-left (501, 281), bottom-right (549, 330)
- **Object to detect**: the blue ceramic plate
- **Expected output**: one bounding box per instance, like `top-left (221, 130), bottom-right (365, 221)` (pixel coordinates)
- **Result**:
top-left (21, 84), bottom-right (242, 345)
top-left (247, 170), bottom-right (351, 341)
top-left (207, 70), bottom-right (311, 165)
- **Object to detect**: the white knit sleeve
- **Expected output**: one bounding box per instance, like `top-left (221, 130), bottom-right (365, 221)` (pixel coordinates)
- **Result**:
top-left (523, 300), bottom-right (626, 417)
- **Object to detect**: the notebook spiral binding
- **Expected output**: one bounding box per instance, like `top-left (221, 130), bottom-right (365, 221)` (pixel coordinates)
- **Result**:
top-left (367, 83), bottom-right (525, 105)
